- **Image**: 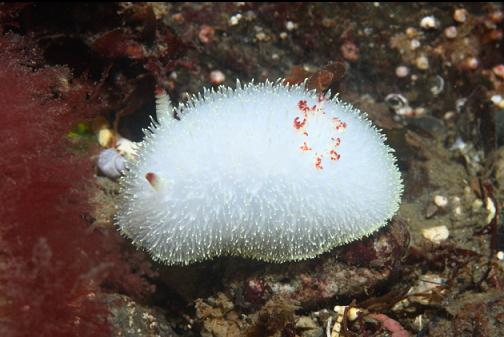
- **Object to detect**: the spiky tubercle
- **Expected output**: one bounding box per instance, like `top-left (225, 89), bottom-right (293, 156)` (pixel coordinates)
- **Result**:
top-left (116, 80), bottom-right (403, 265)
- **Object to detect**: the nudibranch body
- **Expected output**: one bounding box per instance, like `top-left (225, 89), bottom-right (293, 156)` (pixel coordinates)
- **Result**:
top-left (116, 81), bottom-right (403, 265)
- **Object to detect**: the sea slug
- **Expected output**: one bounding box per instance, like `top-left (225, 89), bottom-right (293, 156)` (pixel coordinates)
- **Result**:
top-left (116, 80), bottom-right (403, 265)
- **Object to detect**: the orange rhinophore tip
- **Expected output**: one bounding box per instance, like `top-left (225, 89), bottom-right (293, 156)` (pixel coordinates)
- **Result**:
top-left (145, 172), bottom-right (160, 190)
top-left (154, 86), bottom-right (165, 96)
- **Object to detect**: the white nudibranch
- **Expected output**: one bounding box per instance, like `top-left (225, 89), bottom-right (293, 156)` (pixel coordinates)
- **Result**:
top-left (116, 80), bottom-right (403, 265)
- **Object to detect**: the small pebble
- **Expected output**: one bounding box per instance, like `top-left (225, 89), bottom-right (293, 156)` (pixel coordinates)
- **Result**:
top-left (422, 225), bottom-right (449, 244)
top-left (414, 107), bottom-right (426, 116)
top-left (443, 111), bottom-right (456, 121)
top-left (461, 57), bottom-right (479, 70)
top-left (425, 204), bottom-right (438, 219)
top-left (444, 26), bottom-right (458, 39)
top-left (463, 185), bottom-right (472, 196)
top-left (229, 13), bottom-right (242, 26)
top-left (433, 195), bottom-right (448, 208)
top-left (406, 27), bottom-right (418, 38)
top-left (491, 95), bottom-right (504, 108)
top-left (415, 55), bottom-right (429, 70)
top-left (395, 65), bottom-right (410, 78)
top-left (491, 94), bottom-right (502, 105)
top-left (285, 21), bottom-right (296, 31)
top-left (453, 8), bottom-right (468, 23)
top-left (209, 70), bottom-right (226, 85)
top-left (497, 251), bottom-right (504, 260)
top-left (486, 197), bottom-right (496, 224)
top-left (255, 32), bottom-right (267, 41)
top-left (98, 128), bottom-right (114, 148)
top-left (472, 198), bottom-right (484, 211)
top-left (410, 38), bottom-right (421, 50)
top-left (492, 64), bottom-right (504, 79)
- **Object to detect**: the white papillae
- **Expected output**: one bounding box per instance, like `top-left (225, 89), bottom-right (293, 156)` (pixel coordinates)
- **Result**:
top-left (116, 81), bottom-right (403, 265)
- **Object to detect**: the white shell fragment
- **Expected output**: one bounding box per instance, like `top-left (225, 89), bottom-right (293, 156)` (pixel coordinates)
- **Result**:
top-left (395, 65), bottom-right (409, 78)
top-left (485, 197), bottom-right (496, 225)
top-left (97, 148), bottom-right (127, 179)
top-left (421, 225), bottom-right (449, 244)
top-left (420, 16), bottom-right (440, 30)
top-left (330, 306), bottom-right (364, 337)
top-left (97, 128), bottom-right (114, 148)
top-left (116, 81), bottom-right (403, 265)
top-left (497, 251), bottom-right (504, 260)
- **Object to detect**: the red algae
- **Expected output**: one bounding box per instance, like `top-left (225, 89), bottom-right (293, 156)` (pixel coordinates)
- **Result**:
top-left (1, 3), bottom-right (502, 336)
top-left (0, 33), bottom-right (154, 337)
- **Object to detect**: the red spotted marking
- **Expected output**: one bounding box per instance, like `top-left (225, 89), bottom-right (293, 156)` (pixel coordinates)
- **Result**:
top-left (333, 117), bottom-right (347, 130)
top-left (298, 100), bottom-right (309, 112)
top-left (300, 142), bottom-right (312, 151)
top-left (314, 155), bottom-right (323, 170)
top-left (332, 137), bottom-right (341, 146)
top-left (330, 150), bottom-right (341, 161)
top-left (293, 116), bottom-right (307, 129)
top-left (294, 99), bottom-right (347, 170)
